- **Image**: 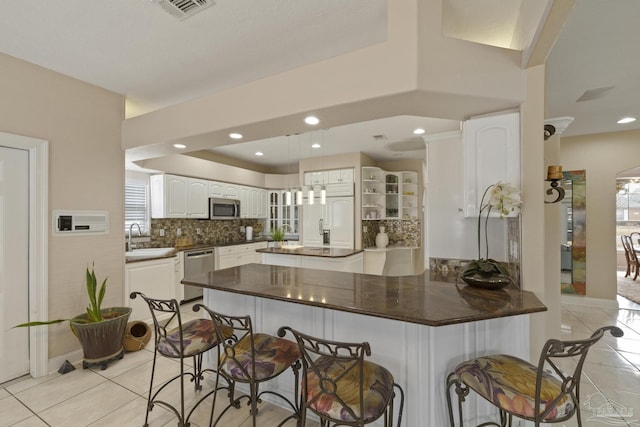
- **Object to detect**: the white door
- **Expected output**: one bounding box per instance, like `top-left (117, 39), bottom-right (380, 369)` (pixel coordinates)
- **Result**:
top-left (0, 146), bottom-right (29, 383)
top-left (327, 197), bottom-right (354, 249)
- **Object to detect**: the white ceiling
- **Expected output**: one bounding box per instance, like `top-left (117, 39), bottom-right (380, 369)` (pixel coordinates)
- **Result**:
top-left (0, 0), bottom-right (638, 167)
top-left (546, 0), bottom-right (640, 137)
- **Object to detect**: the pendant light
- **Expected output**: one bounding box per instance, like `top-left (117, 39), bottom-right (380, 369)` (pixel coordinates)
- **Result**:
top-left (285, 135), bottom-right (292, 206)
top-left (296, 134), bottom-right (303, 205)
top-left (320, 129), bottom-right (327, 204)
top-left (307, 131), bottom-right (315, 203)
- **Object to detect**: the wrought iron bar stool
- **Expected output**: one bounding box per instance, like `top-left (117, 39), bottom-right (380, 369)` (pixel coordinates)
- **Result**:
top-left (446, 326), bottom-right (624, 427)
top-left (130, 292), bottom-right (231, 427)
top-left (194, 304), bottom-right (301, 427)
top-left (278, 326), bottom-right (405, 427)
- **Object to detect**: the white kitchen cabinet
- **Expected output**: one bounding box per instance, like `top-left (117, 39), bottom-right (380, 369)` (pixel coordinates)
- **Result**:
top-left (150, 174), bottom-right (208, 219)
top-left (125, 257), bottom-right (176, 322)
top-left (304, 171), bottom-right (328, 186)
top-left (257, 189), bottom-right (268, 218)
top-left (223, 184), bottom-right (239, 199)
top-left (463, 111), bottom-right (520, 217)
top-left (209, 180), bottom-right (240, 199)
top-left (327, 168), bottom-right (354, 184)
top-left (239, 186), bottom-right (249, 218)
top-left (216, 242), bottom-right (268, 270)
top-left (248, 187), bottom-right (259, 218)
top-left (209, 181), bottom-right (224, 198)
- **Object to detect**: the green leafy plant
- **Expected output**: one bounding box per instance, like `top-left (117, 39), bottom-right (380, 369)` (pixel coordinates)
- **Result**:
top-left (271, 226), bottom-right (285, 241)
top-left (15, 263), bottom-right (107, 327)
top-left (460, 182), bottom-right (522, 280)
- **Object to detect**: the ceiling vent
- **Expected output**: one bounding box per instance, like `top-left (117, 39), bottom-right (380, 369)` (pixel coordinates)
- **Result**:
top-left (576, 86), bottom-right (614, 102)
top-left (154, 0), bottom-right (215, 21)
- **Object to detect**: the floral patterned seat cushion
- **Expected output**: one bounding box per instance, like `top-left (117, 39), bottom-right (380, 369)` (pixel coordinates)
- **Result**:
top-left (158, 318), bottom-right (230, 358)
top-left (305, 356), bottom-right (394, 423)
top-left (454, 354), bottom-right (574, 421)
top-left (219, 333), bottom-right (300, 381)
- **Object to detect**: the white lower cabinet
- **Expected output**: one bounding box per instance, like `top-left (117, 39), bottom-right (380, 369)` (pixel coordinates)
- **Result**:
top-left (125, 257), bottom-right (177, 322)
top-left (216, 242), bottom-right (268, 270)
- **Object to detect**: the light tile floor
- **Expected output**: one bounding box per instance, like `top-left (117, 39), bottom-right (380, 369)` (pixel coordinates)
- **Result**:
top-left (1, 296), bottom-right (640, 426)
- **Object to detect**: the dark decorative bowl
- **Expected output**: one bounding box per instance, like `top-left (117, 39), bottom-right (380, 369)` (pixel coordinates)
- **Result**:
top-left (460, 272), bottom-right (512, 290)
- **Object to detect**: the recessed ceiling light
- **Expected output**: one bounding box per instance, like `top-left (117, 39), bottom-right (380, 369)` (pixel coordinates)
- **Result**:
top-left (311, 143), bottom-right (321, 149)
top-left (617, 117), bottom-right (637, 124)
top-left (173, 143), bottom-right (186, 149)
top-left (304, 116), bottom-right (320, 125)
top-left (229, 132), bottom-right (243, 139)
top-left (255, 151), bottom-right (264, 156)
top-left (413, 128), bottom-right (426, 135)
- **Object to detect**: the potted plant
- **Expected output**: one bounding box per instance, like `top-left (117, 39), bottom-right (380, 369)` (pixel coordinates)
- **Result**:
top-left (271, 226), bottom-right (285, 248)
top-left (459, 182), bottom-right (522, 289)
top-left (16, 264), bottom-right (131, 370)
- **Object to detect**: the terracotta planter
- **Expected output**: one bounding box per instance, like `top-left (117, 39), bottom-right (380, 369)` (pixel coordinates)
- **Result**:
top-left (123, 320), bottom-right (151, 352)
top-left (70, 307), bottom-right (132, 369)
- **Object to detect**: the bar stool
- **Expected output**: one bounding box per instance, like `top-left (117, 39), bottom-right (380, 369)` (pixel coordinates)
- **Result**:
top-left (130, 292), bottom-right (231, 427)
top-left (278, 326), bottom-right (405, 427)
top-left (446, 326), bottom-right (624, 427)
top-left (194, 304), bottom-right (301, 427)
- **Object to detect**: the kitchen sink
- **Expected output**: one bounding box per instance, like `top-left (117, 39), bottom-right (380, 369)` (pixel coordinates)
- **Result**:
top-left (126, 247), bottom-right (176, 259)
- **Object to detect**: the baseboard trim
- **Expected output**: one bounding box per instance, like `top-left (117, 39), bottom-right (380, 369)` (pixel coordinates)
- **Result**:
top-left (561, 294), bottom-right (620, 309)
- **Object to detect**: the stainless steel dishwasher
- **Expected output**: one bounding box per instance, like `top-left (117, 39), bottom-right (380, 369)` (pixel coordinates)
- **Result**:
top-left (182, 248), bottom-right (215, 303)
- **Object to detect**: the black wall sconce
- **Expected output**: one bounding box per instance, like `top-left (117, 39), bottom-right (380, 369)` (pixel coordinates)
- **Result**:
top-left (545, 165), bottom-right (565, 203)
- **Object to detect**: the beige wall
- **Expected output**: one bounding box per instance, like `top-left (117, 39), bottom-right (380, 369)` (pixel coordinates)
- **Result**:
top-left (560, 129), bottom-right (640, 300)
top-left (0, 53), bottom-right (124, 358)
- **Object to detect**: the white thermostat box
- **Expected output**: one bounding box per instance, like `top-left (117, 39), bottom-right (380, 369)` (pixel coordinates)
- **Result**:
top-left (53, 210), bottom-right (109, 235)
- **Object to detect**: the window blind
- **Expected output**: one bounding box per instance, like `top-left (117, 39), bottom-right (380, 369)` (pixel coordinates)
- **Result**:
top-left (125, 183), bottom-right (149, 235)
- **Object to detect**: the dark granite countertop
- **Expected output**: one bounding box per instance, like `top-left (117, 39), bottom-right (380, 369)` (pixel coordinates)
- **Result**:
top-left (257, 247), bottom-right (363, 258)
top-left (182, 264), bottom-right (547, 326)
top-left (125, 239), bottom-right (275, 263)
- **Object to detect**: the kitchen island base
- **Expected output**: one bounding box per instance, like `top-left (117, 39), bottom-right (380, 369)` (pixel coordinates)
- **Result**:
top-left (203, 288), bottom-right (530, 426)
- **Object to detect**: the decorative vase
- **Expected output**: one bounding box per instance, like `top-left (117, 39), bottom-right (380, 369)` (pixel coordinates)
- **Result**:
top-left (376, 226), bottom-right (389, 248)
top-left (460, 272), bottom-right (512, 290)
top-left (123, 320), bottom-right (151, 352)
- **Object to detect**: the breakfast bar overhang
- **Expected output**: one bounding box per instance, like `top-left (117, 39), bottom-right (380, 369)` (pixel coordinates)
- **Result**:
top-left (183, 264), bottom-right (546, 426)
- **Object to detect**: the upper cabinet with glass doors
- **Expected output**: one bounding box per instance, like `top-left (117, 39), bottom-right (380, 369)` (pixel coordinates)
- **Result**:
top-left (268, 190), bottom-right (300, 235)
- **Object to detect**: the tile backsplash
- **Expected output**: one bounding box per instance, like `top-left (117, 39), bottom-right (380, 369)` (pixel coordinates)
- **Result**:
top-left (139, 218), bottom-right (267, 247)
top-left (363, 219), bottom-right (421, 248)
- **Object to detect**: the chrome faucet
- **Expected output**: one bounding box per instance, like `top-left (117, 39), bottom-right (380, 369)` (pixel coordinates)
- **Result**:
top-left (128, 223), bottom-right (142, 251)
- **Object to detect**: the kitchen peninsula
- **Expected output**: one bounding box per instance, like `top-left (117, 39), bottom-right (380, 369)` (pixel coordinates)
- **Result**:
top-left (257, 246), bottom-right (364, 273)
top-left (183, 264), bottom-right (546, 426)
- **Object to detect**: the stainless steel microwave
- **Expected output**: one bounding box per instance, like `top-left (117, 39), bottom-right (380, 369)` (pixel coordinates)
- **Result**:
top-left (209, 198), bottom-right (240, 219)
